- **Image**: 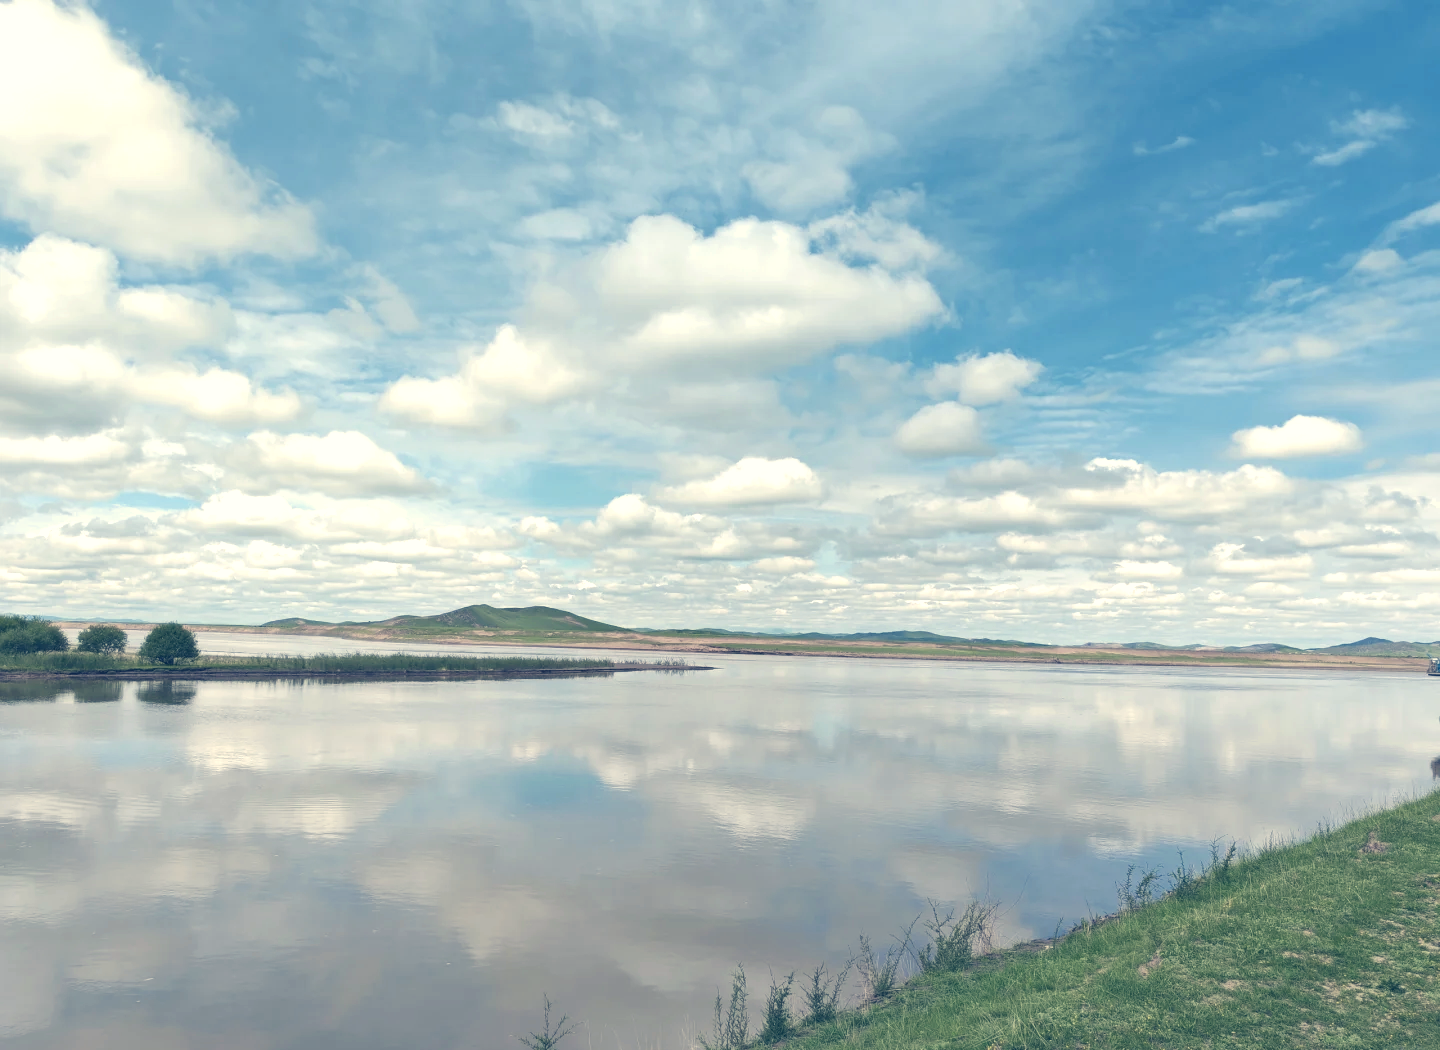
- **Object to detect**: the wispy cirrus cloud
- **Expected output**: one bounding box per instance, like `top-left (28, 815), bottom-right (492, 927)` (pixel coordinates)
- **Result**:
top-left (1312, 107), bottom-right (1408, 167)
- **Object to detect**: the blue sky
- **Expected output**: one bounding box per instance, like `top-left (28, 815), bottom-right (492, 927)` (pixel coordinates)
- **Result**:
top-left (1, 0), bottom-right (1438, 643)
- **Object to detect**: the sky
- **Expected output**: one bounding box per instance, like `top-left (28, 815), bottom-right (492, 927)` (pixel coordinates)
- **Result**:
top-left (0, 0), bottom-right (1438, 644)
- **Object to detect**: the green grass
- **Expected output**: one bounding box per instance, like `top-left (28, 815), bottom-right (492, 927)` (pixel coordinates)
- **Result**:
top-left (770, 791), bottom-right (1440, 1049)
top-left (0, 651), bottom-right (621, 674)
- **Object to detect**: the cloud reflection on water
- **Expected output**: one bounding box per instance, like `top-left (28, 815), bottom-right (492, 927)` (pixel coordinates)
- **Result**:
top-left (0, 641), bottom-right (1436, 1048)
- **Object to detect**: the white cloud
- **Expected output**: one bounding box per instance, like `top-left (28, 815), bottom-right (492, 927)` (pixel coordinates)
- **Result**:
top-left (894, 402), bottom-right (987, 458)
top-left (593, 214), bottom-right (944, 368)
top-left (1111, 560), bottom-right (1183, 578)
top-left (1200, 199), bottom-right (1298, 232)
top-left (876, 491), bottom-right (1067, 536)
top-left (1206, 543), bottom-right (1313, 579)
top-left (227, 431), bottom-right (429, 496)
top-left (380, 325), bottom-right (585, 432)
top-left (0, 235), bottom-right (300, 433)
top-left (0, 431), bottom-right (129, 467)
top-left (495, 95), bottom-right (618, 140)
top-left (1313, 107), bottom-right (1408, 167)
top-left (742, 106), bottom-right (889, 214)
top-left (380, 211), bottom-right (944, 431)
top-left (924, 350), bottom-right (1044, 405)
top-left (1381, 200), bottom-right (1440, 245)
top-left (1133, 135), bottom-right (1194, 156)
top-left (0, 0), bottom-right (316, 265)
top-left (653, 457), bottom-right (823, 507)
top-left (139, 368), bottom-right (301, 425)
top-left (749, 556), bottom-right (816, 574)
top-left (1350, 249), bottom-right (1403, 274)
top-left (1060, 459), bottom-right (1294, 521)
top-left (1229, 415), bottom-right (1363, 459)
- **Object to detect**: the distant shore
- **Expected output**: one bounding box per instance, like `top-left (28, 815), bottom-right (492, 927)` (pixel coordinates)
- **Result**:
top-left (54, 621), bottom-right (1438, 673)
top-left (0, 665), bottom-right (693, 683)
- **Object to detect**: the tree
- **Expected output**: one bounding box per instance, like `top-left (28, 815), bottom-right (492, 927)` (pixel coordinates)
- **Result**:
top-left (0, 615), bottom-right (69, 655)
top-left (139, 622), bottom-right (198, 665)
top-left (77, 624), bottom-right (128, 655)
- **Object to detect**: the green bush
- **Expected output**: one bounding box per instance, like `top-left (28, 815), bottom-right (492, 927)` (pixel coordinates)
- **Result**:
top-left (77, 624), bottom-right (128, 655)
top-left (0, 615), bottom-right (69, 655)
top-left (138, 622), bottom-right (198, 665)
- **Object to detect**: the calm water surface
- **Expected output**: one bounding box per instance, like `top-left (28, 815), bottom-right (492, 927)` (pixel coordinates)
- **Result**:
top-left (2, 634), bottom-right (1437, 1048)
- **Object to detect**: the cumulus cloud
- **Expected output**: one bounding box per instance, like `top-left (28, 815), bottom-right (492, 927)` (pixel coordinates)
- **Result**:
top-left (592, 214), bottom-right (943, 368)
top-left (1313, 108), bottom-right (1408, 167)
top-left (924, 350), bottom-right (1044, 405)
top-left (0, 0), bottom-right (316, 265)
top-left (1060, 459), bottom-right (1295, 521)
top-left (225, 432), bottom-right (430, 496)
top-left (1206, 543), bottom-right (1314, 579)
top-left (653, 457), bottom-right (823, 507)
top-left (1229, 415), bottom-right (1363, 459)
top-left (894, 402), bottom-right (987, 458)
top-left (0, 432), bottom-right (129, 467)
top-left (876, 491), bottom-right (1068, 536)
top-left (0, 235), bottom-right (299, 433)
top-left (520, 494), bottom-right (810, 562)
top-left (380, 211), bottom-right (944, 431)
top-left (380, 325), bottom-right (585, 431)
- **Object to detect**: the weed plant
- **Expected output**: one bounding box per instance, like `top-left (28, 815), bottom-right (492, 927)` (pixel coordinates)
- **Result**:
top-left (758, 971), bottom-right (795, 1043)
top-left (799, 961), bottom-right (850, 1026)
top-left (518, 995), bottom-right (576, 1050)
top-left (914, 900), bottom-right (998, 974)
top-left (852, 918), bottom-right (915, 1002)
top-left (701, 966), bottom-right (749, 1050)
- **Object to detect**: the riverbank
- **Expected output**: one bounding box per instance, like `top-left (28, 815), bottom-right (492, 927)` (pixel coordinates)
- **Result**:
top-left (0, 651), bottom-right (705, 682)
top-left (104, 621), bottom-right (1440, 673)
top-left (775, 789), bottom-right (1440, 1049)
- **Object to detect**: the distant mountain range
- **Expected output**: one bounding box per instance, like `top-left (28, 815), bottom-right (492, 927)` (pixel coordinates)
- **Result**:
top-left (262, 604), bottom-right (623, 633)
top-left (255, 605), bottom-right (1440, 656)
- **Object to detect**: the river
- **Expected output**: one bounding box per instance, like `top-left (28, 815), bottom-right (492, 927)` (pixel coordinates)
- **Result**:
top-left (1, 633), bottom-right (1435, 1047)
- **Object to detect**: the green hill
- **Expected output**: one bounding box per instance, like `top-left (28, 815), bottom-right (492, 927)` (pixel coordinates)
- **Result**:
top-left (1306, 637), bottom-right (1440, 657)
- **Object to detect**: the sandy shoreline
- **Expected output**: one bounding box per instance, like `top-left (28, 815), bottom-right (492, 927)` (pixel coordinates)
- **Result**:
top-left (52, 621), bottom-right (1439, 674)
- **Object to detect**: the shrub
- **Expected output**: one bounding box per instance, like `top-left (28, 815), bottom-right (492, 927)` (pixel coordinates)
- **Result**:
top-left (702, 967), bottom-right (749, 1050)
top-left (800, 962), bottom-right (850, 1026)
top-left (0, 615), bottom-right (69, 655)
top-left (138, 622), bottom-right (198, 665)
top-left (915, 899), bottom-right (998, 974)
top-left (759, 971), bottom-right (795, 1044)
top-left (518, 995), bottom-right (576, 1050)
top-left (77, 624), bottom-right (128, 655)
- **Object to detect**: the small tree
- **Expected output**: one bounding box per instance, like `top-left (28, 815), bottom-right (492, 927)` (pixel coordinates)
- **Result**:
top-left (77, 624), bottom-right (128, 655)
top-left (139, 622), bottom-right (198, 665)
top-left (0, 615), bottom-right (69, 654)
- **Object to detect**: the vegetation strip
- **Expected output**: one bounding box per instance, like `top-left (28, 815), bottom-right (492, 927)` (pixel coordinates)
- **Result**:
top-left (0, 651), bottom-right (705, 681)
top-left (713, 790), bottom-right (1440, 1049)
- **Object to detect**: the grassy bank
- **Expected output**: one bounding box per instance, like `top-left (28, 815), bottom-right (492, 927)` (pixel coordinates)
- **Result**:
top-left (689, 791), bottom-right (1440, 1049)
top-left (0, 651), bottom-right (698, 679)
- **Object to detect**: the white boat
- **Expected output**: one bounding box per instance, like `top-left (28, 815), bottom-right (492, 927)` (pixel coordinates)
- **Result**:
top-left (1430, 658), bottom-right (1440, 677)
